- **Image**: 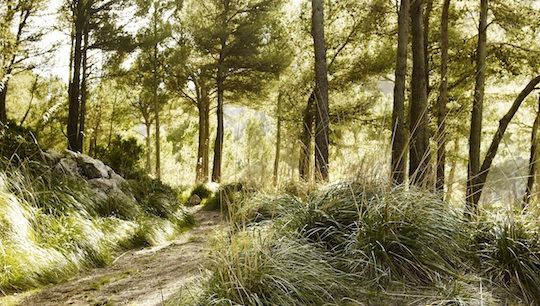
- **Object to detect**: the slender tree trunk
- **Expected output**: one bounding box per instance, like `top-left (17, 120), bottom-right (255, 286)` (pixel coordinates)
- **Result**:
top-left (524, 94), bottom-right (540, 206)
top-left (67, 2), bottom-right (84, 152)
top-left (273, 92), bottom-right (283, 186)
top-left (409, 0), bottom-right (431, 187)
top-left (391, 0), bottom-right (410, 185)
top-left (20, 75), bottom-right (39, 126)
top-left (153, 48), bottom-right (161, 180)
top-left (436, 0), bottom-right (451, 193)
top-left (466, 0), bottom-right (488, 213)
top-left (446, 139), bottom-right (460, 198)
top-left (212, 63), bottom-right (225, 182)
top-left (312, 0), bottom-right (330, 182)
top-left (299, 92), bottom-right (315, 181)
top-left (423, 0), bottom-right (433, 95)
top-left (203, 95), bottom-right (210, 181)
top-left (0, 8), bottom-right (31, 125)
top-left (471, 76), bottom-right (540, 208)
top-left (196, 83), bottom-right (210, 183)
top-left (145, 121), bottom-right (152, 174)
top-left (0, 79), bottom-right (9, 124)
top-left (78, 21), bottom-right (89, 153)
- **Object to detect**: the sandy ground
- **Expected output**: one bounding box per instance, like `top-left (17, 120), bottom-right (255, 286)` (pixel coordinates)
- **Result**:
top-left (2, 207), bottom-right (222, 306)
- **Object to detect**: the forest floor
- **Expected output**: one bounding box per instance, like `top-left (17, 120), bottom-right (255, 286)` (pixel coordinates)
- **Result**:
top-left (2, 206), bottom-right (222, 306)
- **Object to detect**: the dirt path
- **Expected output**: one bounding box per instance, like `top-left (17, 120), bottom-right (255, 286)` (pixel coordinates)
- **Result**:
top-left (5, 207), bottom-right (222, 306)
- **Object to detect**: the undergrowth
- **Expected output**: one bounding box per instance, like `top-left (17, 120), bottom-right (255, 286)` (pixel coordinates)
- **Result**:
top-left (171, 180), bottom-right (540, 306)
top-left (0, 158), bottom-right (193, 292)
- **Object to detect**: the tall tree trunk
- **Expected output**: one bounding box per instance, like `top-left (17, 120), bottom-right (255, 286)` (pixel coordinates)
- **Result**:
top-left (466, 0), bottom-right (488, 213)
top-left (67, 2), bottom-right (84, 152)
top-left (299, 92), bottom-right (315, 181)
top-left (0, 7), bottom-right (31, 125)
top-left (153, 43), bottom-right (161, 180)
top-left (196, 83), bottom-right (210, 183)
top-left (446, 139), bottom-right (460, 198)
top-left (145, 121), bottom-right (152, 174)
top-left (212, 63), bottom-right (225, 182)
top-left (472, 76), bottom-right (540, 208)
top-left (0, 79), bottom-right (9, 124)
top-left (423, 0), bottom-right (433, 95)
top-left (409, 0), bottom-right (431, 187)
top-left (391, 0), bottom-right (410, 185)
top-left (273, 92), bottom-right (283, 186)
top-left (524, 94), bottom-right (540, 206)
top-left (78, 20), bottom-right (89, 153)
top-left (312, 0), bottom-right (330, 182)
top-left (436, 0), bottom-right (451, 192)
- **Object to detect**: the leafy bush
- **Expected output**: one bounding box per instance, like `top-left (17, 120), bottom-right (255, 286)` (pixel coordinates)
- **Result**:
top-left (190, 184), bottom-right (215, 200)
top-left (95, 136), bottom-right (144, 179)
top-left (130, 176), bottom-right (195, 226)
top-left (0, 122), bottom-right (41, 162)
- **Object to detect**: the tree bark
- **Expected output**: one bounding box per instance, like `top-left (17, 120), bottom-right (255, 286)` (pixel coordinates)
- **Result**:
top-left (391, 0), bottom-right (410, 185)
top-left (471, 75), bottom-right (540, 208)
top-left (423, 0), bottom-right (433, 94)
top-left (77, 18), bottom-right (89, 153)
top-left (299, 92), bottom-right (315, 181)
top-left (436, 0), bottom-right (451, 193)
top-left (466, 0), bottom-right (488, 213)
top-left (409, 0), bottom-right (431, 187)
top-left (212, 63), bottom-right (225, 182)
top-left (67, 0), bottom-right (85, 152)
top-left (312, 0), bottom-right (330, 182)
top-left (145, 122), bottom-right (152, 175)
top-left (273, 92), bottom-right (283, 186)
top-left (153, 44), bottom-right (161, 181)
top-left (524, 94), bottom-right (540, 206)
top-left (196, 82), bottom-right (210, 183)
top-left (0, 80), bottom-right (9, 124)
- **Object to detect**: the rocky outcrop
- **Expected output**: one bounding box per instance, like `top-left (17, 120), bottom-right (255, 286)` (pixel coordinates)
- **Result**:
top-left (42, 150), bottom-right (135, 203)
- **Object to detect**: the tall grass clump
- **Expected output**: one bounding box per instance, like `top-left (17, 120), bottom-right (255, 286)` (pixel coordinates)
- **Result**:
top-left (476, 214), bottom-right (540, 304)
top-left (283, 183), bottom-right (470, 285)
top-left (0, 156), bottom-right (193, 292)
top-left (184, 227), bottom-right (353, 306)
top-left (342, 188), bottom-right (470, 285)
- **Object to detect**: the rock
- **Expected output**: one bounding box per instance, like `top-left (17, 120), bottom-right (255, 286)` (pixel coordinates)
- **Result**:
top-left (53, 157), bottom-right (79, 177)
top-left (75, 154), bottom-right (110, 179)
top-left (47, 150), bottom-right (136, 212)
top-left (186, 194), bottom-right (201, 206)
top-left (41, 150), bottom-right (62, 167)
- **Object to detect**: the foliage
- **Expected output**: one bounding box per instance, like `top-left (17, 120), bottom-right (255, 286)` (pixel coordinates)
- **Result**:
top-left (476, 216), bottom-right (540, 304)
top-left (0, 158), bottom-right (193, 292)
top-left (0, 122), bottom-right (40, 161)
top-left (178, 228), bottom-right (354, 306)
top-left (95, 135), bottom-right (145, 179)
top-left (202, 182), bottom-right (257, 213)
top-left (130, 176), bottom-right (194, 226)
top-left (190, 183), bottom-right (215, 200)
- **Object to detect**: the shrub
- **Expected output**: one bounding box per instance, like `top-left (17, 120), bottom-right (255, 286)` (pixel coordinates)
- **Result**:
top-left (202, 182), bottom-right (256, 212)
top-left (0, 122), bottom-right (41, 162)
top-left (94, 136), bottom-right (144, 179)
top-left (190, 184), bottom-right (215, 200)
top-left (130, 177), bottom-right (195, 226)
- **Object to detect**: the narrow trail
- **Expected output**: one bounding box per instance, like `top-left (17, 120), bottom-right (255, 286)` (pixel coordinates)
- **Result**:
top-left (7, 207), bottom-right (222, 306)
